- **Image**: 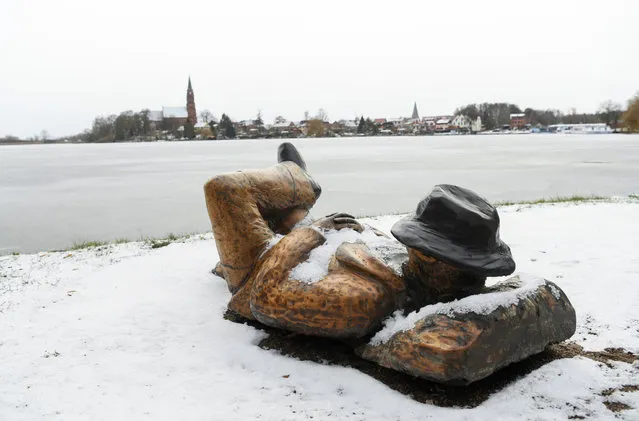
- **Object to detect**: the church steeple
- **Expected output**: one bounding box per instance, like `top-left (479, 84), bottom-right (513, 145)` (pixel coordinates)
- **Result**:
top-left (186, 76), bottom-right (197, 124)
top-left (412, 102), bottom-right (419, 120)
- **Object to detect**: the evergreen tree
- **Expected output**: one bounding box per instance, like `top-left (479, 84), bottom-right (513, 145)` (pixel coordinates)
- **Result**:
top-left (184, 121), bottom-right (195, 139)
top-left (365, 118), bottom-right (378, 135)
top-left (357, 117), bottom-right (365, 134)
top-left (218, 114), bottom-right (236, 139)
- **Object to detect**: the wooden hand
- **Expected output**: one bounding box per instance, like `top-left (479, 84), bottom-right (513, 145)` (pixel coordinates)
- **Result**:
top-left (312, 212), bottom-right (364, 233)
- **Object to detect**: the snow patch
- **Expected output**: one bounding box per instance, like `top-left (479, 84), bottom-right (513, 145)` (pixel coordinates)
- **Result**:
top-left (289, 227), bottom-right (405, 283)
top-left (260, 234), bottom-right (284, 257)
top-left (369, 274), bottom-right (547, 345)
top-left (547, 282), bottom-right (562, 299)
top-left (1, 203), bottom-right (639, 420)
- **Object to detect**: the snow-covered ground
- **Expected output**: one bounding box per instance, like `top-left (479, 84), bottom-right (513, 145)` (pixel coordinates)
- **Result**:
top-left (1, 201), bottom-right (638, 420)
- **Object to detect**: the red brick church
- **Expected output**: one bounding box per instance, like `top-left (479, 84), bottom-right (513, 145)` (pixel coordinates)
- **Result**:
top-left (148, 77), bottom-right (197, 132)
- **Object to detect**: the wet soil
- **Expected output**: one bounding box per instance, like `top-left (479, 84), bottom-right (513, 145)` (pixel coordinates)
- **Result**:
top-left (224, 311), bottom-right (638, 409)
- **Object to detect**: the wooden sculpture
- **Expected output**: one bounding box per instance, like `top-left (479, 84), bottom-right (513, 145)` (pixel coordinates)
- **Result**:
top-left (203, 143), bottom-right (576, 384)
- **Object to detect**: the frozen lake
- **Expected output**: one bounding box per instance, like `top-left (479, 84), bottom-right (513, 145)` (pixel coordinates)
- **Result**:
top-left (1, 134), bottom-right (638, 254)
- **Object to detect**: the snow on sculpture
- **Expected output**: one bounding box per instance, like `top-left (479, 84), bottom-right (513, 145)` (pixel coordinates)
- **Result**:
top-left (203, 142), bottom-right (576, 384)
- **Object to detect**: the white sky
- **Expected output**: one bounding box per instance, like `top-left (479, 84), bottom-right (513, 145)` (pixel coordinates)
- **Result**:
top-left (1, 0), bottom-right (638, 138)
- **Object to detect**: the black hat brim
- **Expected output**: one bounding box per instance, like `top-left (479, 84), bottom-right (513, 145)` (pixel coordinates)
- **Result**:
top-left (391, 215), bottom-right (516, 277)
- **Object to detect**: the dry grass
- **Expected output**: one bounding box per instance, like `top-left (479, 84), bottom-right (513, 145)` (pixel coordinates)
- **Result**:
top-left (495, 195), bottom-right (609, 207)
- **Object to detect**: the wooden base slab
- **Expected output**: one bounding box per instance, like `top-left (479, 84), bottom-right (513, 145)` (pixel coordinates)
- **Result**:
top-left (357, 277), bottom-right (576, 385)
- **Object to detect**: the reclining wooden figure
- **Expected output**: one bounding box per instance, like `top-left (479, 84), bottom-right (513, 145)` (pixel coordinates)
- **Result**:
top-left (204, 143), bottom-right (576, 384)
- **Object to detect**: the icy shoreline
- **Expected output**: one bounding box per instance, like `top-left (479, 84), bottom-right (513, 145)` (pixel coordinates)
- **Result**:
top-left (1, 202), bottom-right (638, 420)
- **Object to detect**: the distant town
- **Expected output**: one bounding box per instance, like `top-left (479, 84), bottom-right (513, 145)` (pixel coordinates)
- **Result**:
top-left (2, 78), bottom-right (638, 144)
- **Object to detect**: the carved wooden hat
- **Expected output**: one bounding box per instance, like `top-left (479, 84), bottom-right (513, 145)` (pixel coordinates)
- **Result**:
top-left (391, 184), bottom-right (515, 276)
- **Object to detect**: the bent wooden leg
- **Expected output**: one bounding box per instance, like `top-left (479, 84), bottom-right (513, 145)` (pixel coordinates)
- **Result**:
top-left (357, 276), bottom-right (576, 384)
top-left (204, 162), bottom-right (318, 293)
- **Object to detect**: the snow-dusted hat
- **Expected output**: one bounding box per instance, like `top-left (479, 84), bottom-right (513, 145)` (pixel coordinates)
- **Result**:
top-left (391, 184), bottom-right (515, 276)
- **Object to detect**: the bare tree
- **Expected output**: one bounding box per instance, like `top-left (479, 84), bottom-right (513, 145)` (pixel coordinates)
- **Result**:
top-left (598, 100), bottom-right (623, 128)
top-left (40, 130), bottom-right (50, 141)
top-left (307, 119), bottom-right (325, 137)
top-left (199, 110), bottom-right (214, 124)
top-left (622, 93), bottom-right (639, 132)
top-left (316, 108), bottom-right (328, 122)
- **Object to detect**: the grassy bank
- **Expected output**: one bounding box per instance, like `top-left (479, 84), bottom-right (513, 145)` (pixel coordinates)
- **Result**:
top-left (493, 194), bottom-right (610, 207)
top-left (359, 194), bottom-right (639, 219)
top-left (53, 194), bottom-right (639, 253)
top-left (62, 232), bottom-right (203, 253)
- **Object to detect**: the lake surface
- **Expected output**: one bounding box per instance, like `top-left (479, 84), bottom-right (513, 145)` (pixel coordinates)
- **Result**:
top-left (1, 134), bottom-right (638, 254)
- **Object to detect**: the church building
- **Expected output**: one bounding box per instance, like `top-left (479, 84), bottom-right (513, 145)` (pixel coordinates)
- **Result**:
top-left (148, 78), bottom-right (197, 132)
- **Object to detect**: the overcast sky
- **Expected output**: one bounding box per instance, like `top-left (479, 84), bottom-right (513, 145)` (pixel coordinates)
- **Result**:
top-left (1, 0), bottom-right (638, 138)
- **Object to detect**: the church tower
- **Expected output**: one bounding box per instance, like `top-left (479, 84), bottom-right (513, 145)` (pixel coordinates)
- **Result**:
top-left (412, 102), bottom-right (420, 120)
top-left (186, 77), bottom-right (197, 124)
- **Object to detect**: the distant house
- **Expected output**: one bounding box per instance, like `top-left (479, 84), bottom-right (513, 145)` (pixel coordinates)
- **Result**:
top-left (269, 119), bottom-right (301, 138)
top-left (332, 119), bottom-right (358, 136)
top-left (235, 119), bottom-right (266, 139)
top-left (435, 117), bottom-right (452, 132)
top-left (422, 116), bottom-right (438, 132)
top-left (450, 115), bottom-right (483, 133)
top-left (451, 115), bottom-right (472, 131)
top-left (510, 113), bottom-right (527, 130)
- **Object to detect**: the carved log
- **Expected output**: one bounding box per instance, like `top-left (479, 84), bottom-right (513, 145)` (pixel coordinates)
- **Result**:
top-left (358, 277), bottom-right (576, 385)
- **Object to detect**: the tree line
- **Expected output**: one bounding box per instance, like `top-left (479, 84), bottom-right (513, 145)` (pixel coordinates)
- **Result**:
top-left (81, 110), bottom-right (152, 143)
top-left (79, 109), bottom-right (224, 142)
top-left (5, 94), bottom-right (639, 143)
top-left (454, 100), bottom-right (628, 130)
top-left (56, 94), bottom-right (639, 141)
